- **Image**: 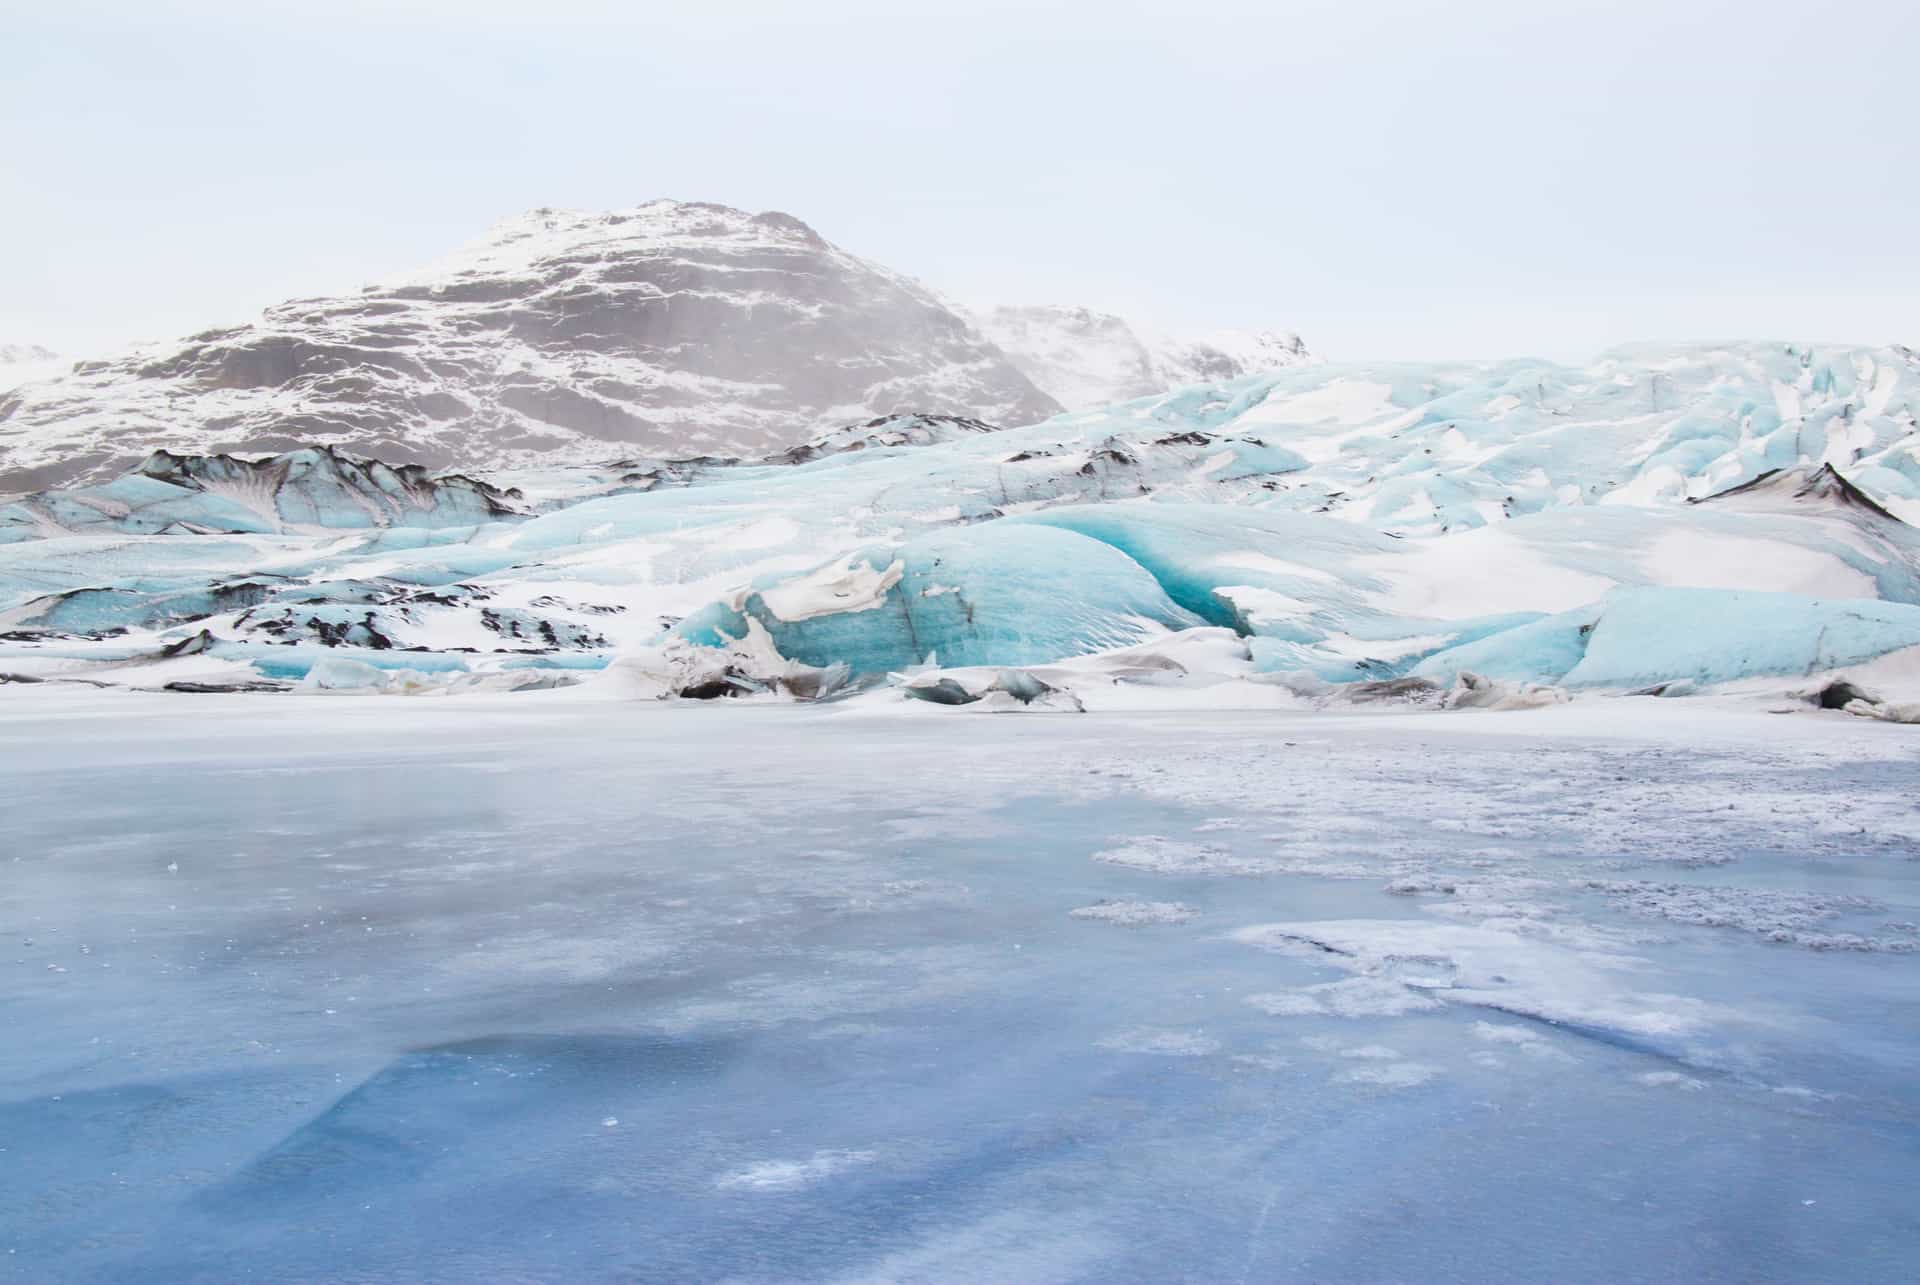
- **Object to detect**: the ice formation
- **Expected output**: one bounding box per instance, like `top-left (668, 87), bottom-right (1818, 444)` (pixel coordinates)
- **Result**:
top-left (2, 340), bottom-right (1919, 711)
top-left (11, 688), bottom-right (1914, 1279)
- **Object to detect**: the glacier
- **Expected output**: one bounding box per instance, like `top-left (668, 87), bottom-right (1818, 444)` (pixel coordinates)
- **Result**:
top-left (5, 342), bottom-right (1920, 713)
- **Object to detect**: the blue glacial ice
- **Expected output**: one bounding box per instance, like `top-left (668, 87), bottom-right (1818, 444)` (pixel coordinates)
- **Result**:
top-left (1414, 588), bottom-right (1920, 689)
top-left (3, 343), bottom-right (1920, 707)
top-left (673, 523), bottom-right (1207, 674)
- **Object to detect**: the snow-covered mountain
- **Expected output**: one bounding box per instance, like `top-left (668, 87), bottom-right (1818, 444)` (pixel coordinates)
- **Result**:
top-left (0, 343), bottom-right (65, 392)
top-left (971, 303), bottom-right (1314, 410)
top-left (0, 202), bottom-right (1062, 492)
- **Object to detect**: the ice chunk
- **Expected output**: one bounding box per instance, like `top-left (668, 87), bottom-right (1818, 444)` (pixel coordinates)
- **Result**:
top-left (899, 666), bottom-right (1085, 711)
top-left (1442, 670), bottom-right (1568, 711)
top-left (1232, 919), bottom-right (1723, 1052)
top-left (598, 619), bottom-right (849, 701)
top-left (756, 554), bottom-right (904, 623)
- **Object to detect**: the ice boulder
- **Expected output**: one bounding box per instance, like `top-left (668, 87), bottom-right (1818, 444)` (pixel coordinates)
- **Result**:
top-left (899, 666), bottom-right (1086, 712)
top-left (598, 620), bottom-right (850, 701)
top-left (1441, 671), bottom-right (1568, 711)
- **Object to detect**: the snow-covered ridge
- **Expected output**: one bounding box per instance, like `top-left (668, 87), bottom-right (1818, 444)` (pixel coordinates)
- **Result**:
top-left (0, 343), bottom-right (65, 392)
top-left (972, 302), bottom-right (1314, 410)
top-left (0, 200), bottom-right (1061, 492)
top-left (771, 412), bottom-right (1005, 465)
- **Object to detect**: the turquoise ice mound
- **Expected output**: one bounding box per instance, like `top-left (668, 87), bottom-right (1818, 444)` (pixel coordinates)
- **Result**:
top-left (672, 522), bottom-right (1207, 674)
top-left (1414, 588), bottom-right (1920, 689)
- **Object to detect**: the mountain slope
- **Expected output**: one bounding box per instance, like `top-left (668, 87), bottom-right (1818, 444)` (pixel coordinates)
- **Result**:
top-left (0, 202), bottom-right (1062, 492)
top-left (972, 303), bottom-right (1314, 410)
top-left (0, 344), bottom-right (65, 393)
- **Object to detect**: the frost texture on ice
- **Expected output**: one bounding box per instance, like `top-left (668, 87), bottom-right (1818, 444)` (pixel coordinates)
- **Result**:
top-left (1091, 836), bottom-right (1271, 876)
top-left (1068, 900), bottom-right (1198, 926)
top-left (715, 1149), bottom-right (877, 1191)
top-left (1247, 977), bottom-right (1447, 1018)
top-left (4, 691), bottom-right (1918, 1280)
top-left (1097, 1027), bottom-right (1223, 1056)
top-left (1335, 1061), bottom-right (1442, 1088)
top-left (1233, 918), bottom-right (1725, 1052)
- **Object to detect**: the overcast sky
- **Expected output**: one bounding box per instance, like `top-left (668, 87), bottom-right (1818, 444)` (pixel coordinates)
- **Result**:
top-left (6, 0), bottom-right (1916, 363)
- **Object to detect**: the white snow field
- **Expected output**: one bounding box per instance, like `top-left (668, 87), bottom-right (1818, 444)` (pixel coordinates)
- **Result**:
top-left (3, 688), bottom-right (1917, 1282)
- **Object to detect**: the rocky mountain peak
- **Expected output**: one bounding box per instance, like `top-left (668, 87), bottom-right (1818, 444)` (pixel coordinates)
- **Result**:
top-left (0, 201), bottom-right (1061, 492)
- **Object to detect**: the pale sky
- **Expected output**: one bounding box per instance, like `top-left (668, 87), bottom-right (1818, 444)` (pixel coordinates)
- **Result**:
top-left (5, 0), bottom-right (1917, 364)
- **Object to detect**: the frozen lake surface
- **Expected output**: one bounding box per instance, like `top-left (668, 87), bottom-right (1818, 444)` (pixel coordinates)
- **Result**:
top-left (4, 690), bottom-right (1919, 1282)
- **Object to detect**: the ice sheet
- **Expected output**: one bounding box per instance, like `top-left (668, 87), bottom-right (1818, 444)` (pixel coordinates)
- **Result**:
top-left (3, 691), bottom-right (1916, 1281)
